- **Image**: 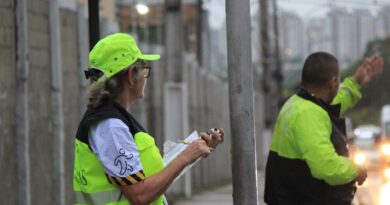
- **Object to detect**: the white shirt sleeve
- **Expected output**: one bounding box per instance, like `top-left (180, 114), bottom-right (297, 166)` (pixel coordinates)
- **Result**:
top-left (89, 118), bottom-right (145, 185)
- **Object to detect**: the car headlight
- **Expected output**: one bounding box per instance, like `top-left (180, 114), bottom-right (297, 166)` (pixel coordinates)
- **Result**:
top-left (354, 152), bottom-right (366, 165)
top-left (385, 168), bottom-right (390, 180)
top-left (382, 144), bottom-right (390, 156)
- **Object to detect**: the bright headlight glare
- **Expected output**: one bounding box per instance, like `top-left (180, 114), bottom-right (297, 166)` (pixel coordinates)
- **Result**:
top-left (382, 144), bottom-right (390, 156)
top-left (354, 153), bottom-right (366, 165)
top-left (385, 169), bottom-right (390, 180)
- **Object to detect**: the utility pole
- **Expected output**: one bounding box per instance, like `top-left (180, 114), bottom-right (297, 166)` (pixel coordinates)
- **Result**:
top-left (197, 0), bottom-right (203, 66)
top-left (49, 0), bottom-right (65, 204)
top-left (16, 0), bottom-right (30, 204)
top-left (165, 0), bottom-right (183, 82)
top-left (88, 0), bottom-right (100, 50)
top-left (225, 0), bottom-right (259, 204)
top-left (164, 0), bottom-right (191, 197)
top-left (260, 0), bottom-right (274, 129)
top-left (272, 0), bottom-right (283, 108)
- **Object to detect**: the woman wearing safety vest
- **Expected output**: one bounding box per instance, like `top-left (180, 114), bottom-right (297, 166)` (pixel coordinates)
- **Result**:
top-left (73, 33), bottom-right (224, 205)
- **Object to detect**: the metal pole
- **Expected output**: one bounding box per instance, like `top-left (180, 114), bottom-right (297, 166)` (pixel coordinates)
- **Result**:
top-left (49, 1), bottom-right (65, 205)
top-left (88, 0), bottom-right (100, 50)
top-left (15, 0), bottom-right (30, 204)
top-left (225, 0), bottom-right (259, 204)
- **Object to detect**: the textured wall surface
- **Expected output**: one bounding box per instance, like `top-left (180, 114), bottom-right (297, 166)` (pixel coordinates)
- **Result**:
top-left (27, 0), bottom-right (54, 204)
top-left (0, 0), bottom-right (17, 204)
top-left (0, 1), bottom-right (84, 204)
top-left (60, 8), bottom-right (80, 205)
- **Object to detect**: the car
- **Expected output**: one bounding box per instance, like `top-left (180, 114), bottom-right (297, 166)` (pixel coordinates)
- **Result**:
top-left (351, 124), bottom-right (381, 170)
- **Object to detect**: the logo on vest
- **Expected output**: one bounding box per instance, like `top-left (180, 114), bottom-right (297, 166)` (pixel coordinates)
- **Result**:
top-left (76, 169), bottom-right (87, 185)
top-left (114, 148), bottom-right (134, 176)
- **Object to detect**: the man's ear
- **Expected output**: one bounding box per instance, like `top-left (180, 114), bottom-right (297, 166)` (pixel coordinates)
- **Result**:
top-left (329, 75), bottom-right (340, 89)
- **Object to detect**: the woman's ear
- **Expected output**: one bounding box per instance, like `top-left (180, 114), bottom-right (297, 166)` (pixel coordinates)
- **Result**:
top-left (127, 67), bottom-right (138, 87)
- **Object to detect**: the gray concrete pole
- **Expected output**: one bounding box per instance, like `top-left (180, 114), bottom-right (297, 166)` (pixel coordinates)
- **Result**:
top-left (77, 4), bottom-right (88, 115)
top-left (272, 0), bottom-right (283, 110)
top-left (132, 0), bottom-right (138, 39)
top-left (15, 0), bottom-right (30, 204)
top-left (225, 0), bottom-right (259, 204)
top-left (260, 0), bottom-right (274, 129)
top-left (49, 1), bottom-right (65, 205)
top-left (165, 0), bottom-right (183, 82)
top-left (164, 0), bottom-right (191, 197)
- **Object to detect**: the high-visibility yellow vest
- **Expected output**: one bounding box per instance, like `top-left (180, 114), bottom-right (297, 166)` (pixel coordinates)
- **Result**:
top-left (73, 100), bottom-right (165, 205)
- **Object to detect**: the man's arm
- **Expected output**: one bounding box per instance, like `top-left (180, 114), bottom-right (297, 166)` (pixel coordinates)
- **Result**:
top-left (332, 55), bottom-right (384, 115)
top-left (331, 77), bottom-right (361, 115)
top-left (294, 106), bottom-right (358, 185)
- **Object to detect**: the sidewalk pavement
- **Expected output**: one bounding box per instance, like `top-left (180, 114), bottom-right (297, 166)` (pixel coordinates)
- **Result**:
top-left (172, 171), bottom-right (266, 205)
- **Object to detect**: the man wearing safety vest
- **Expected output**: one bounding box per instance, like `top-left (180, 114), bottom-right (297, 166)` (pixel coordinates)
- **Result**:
top-left (73, 33), bottom-right (224, 205)
top-left (264, 52), bottom-right (384, 204)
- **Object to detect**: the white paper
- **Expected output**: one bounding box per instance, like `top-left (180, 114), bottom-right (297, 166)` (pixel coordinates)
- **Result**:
top-left (163, 131), bottom-right (201, 183)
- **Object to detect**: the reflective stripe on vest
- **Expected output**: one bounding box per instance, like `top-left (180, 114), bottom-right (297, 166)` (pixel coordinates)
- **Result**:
top-left (75, 189), bottom-right (127, 205)
top-left (73, 132), bottom-right (165, 205)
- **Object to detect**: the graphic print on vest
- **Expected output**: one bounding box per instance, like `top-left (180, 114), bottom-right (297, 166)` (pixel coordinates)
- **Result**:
top-left (75, 169), bottom-right (88, 185)
top-left (114, 148), bottom-right (134, 175)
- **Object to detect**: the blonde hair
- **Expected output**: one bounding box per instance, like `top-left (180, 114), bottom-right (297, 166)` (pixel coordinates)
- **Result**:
top-left (86, 68), bottom-right (128, 109)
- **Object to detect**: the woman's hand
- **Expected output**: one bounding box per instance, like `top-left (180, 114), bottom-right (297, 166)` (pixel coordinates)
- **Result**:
top-left (180, 139), bottom-right (212, 165)
top-left (199, 128), bottom-right (225, 149)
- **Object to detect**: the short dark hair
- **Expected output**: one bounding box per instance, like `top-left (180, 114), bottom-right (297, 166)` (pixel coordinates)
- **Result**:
top-left (301, 52), bottom-right (339, 88)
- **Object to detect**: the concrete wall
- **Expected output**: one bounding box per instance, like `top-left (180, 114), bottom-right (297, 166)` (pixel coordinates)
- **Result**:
top-left (60, 8), bottom-right (80, 205)
top-left (0, 1), bottom-right (84, 204)
top-left (28, 0), bottom-right (54, 204)
top-left (0, 0), bottom-right (17, 204)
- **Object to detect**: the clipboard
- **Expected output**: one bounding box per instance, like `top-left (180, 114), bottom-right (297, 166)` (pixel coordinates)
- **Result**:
top-left (163, 131), bottom-right (201, 182)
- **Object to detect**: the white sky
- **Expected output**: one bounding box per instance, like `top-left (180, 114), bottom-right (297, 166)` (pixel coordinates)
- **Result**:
top-left (204, 0), bottom-right (390, 29)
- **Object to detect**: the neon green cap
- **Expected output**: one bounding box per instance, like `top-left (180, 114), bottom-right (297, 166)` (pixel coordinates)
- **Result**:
top-left (88, 33), bottom-right (160, 82)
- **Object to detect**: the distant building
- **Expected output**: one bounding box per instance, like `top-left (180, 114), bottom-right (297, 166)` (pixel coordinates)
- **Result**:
top-left (353, 9), bottom-right (376, 58)
top-left (278, 11), bottom-right (305, 70)
top-left (327, 7), bottom-right (356, 66)
top-left (307, 18), bottom-right (332, 55)
top-left (278, 11), bottom-right (305, 62)
top-left (376, 6), bottom-right (390, 38)
top-left (306, 7), bottom-right (380, 68)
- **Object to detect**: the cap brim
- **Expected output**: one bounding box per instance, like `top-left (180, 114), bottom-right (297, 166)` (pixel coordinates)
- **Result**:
top-left (139, 54), bottom-right (160, 61)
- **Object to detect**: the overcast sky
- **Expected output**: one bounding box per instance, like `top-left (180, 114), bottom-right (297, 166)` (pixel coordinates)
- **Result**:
top-left (204, 0), bottom-right (390, 29)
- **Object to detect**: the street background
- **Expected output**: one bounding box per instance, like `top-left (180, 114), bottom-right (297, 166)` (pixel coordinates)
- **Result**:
top-left (1, 0), bottom-right (390, 204)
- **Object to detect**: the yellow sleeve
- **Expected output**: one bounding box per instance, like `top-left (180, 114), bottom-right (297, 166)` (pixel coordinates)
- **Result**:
top-left (293, 106), bottom-right (358, 185)
top-left (331, 77), bottom-right (361, 115)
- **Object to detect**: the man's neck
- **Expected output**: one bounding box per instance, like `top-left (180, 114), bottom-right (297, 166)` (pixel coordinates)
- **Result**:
top-left (303, 86), bottom-right (331, 104)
